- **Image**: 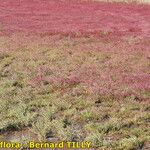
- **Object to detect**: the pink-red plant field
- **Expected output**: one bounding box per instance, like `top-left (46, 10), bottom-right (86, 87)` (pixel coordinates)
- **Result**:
top-left (0, 0), bottom-right (150, 37)
top-left (0, 0), bottom-right (150, 149)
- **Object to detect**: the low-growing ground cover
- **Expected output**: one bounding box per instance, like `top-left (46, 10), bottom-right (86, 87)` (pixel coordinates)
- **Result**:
top-left (0, 34), bottom-right (149, 150)
top-left (0, 0), bottom-right (150, 150)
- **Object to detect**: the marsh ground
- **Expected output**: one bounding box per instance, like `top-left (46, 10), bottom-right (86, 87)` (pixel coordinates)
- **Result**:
top-left (0, 0), bottom-right (150, 149)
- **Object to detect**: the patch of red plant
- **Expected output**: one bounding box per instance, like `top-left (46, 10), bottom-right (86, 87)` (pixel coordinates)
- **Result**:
top-left (0, 0), bottom-right (150, 38)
